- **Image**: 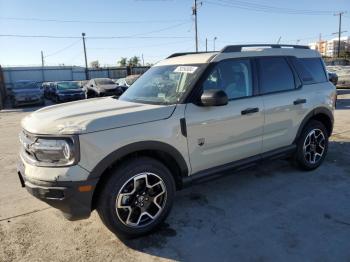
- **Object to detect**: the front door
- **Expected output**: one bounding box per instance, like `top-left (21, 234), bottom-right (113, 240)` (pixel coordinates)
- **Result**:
top-left (185, 58), bottom-right (264, 174)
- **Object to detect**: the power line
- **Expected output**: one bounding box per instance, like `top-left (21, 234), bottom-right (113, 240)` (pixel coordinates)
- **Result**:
top-left (126, 21), bottom-right (191, 37)
top-left (204, 0), bottom-right (341, 15)
top-left (0, 34), bottom-right (192, 39)
top-left (0, 21), bottom-right (191, 40)
top-left (44, 39), bottom-right (81, 58)
top-left (0, 16), bottom-right (189, 24)
top-left (88, 39), bottom-right (193, 50)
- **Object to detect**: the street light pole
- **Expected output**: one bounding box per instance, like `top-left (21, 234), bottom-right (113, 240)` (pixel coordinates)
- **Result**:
top-left (41, 51), bottom-right (45, 67)
top-left (213, 37), bottom-right (217, 51)
top-left (193, 0), bottom-right (199, 52)
top-left (82, 32), bottom-right (89, 80)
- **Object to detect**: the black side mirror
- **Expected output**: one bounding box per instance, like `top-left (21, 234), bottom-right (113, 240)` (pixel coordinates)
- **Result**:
top-left (200, 89), bottom-right (228, 106)
top-left (328, 73), bottom-right (338, 86)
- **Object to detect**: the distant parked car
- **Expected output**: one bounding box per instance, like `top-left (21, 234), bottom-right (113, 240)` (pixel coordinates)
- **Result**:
top-left (337, 69), bottom-right (350, 89)
top-left (78, 80), bottom-right (88, 88)
top-left (9, 80), bottom-right (45, 108)
top-left (328, 72), bottom-right (338, 86)
top-left (115, 75), bottom-right (141, 92)
top-left (41, 82), bottom-right (54, 99)
top-left (86, 78), bottom-right (123, 97)
top-left (52, 81), bottom-right (87, 103)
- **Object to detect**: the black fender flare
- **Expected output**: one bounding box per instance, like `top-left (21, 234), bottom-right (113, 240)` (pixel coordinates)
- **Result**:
top-left (87, 141), bottom-right (189, 180)
top-left (293, 107), bottom-right (334, 143)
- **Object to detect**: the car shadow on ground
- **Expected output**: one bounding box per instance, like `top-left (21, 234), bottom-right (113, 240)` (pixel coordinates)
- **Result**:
top-left (121, 140), bottom-right (350, 261)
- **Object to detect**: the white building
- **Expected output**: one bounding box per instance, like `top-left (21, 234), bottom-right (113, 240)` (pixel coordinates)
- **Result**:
top-left (309, 36), bottom-right (350, 57)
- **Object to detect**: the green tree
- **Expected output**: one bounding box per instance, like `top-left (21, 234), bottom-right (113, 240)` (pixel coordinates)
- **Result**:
top-left (128, 56), bottom-right (141, 67)
top-left (118, 57), bottom-right (127, 67)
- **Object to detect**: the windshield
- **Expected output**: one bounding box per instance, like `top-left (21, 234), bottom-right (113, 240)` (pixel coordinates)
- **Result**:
top-left (14, 81), bottom-right (38, 89)
top-left (95, 79), bottom-right (115, 85)
top-left (119, 64), bottom-right (204, 105)
top-left (57, 82), bottom-right (80, 90)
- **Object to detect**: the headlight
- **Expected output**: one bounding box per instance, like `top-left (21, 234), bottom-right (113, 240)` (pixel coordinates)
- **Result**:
top-left (20, 132), bottom-right (80, 167)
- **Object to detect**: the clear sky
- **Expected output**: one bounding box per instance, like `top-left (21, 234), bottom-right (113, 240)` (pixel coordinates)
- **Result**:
top-left (0, 0), bottom-right (349, 67)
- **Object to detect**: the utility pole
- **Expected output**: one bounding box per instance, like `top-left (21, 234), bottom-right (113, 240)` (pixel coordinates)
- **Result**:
top-left (213, 37), bottom-right (217, 51)
top-left (192, 0), bottom-right (200, 52)
top-left (205, 38), bottom-right (208, 52)
top-left (41, 51), bottom-right (45, 82)
top-left (82, 32), bottom-right (89, 80)
top-left (141, 54), bottom-right (144, 66)
top-left (41, 51), bottom-right (45, 67)
top-left (334, 12), bottom-right (347, 58)
top-left (277, 36), bottom-right (282, 44)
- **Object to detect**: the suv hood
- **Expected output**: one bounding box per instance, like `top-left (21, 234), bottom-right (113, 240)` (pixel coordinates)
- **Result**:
top-left (21, 97), bottom-right (176, 135)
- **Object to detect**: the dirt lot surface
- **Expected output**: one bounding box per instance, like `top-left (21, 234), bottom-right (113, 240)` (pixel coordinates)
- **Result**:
top-left (0, 91), bottom-right (350, 262)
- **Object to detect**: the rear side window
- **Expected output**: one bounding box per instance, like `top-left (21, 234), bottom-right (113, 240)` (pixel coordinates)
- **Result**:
top-left (291, 57), bottom-right (327, 84)
top-left (258, 57), bottom-right (295, 94)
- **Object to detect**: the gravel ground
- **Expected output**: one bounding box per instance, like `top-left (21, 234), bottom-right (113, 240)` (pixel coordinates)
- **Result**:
top-left (0, 90), bottom-right (350, 262)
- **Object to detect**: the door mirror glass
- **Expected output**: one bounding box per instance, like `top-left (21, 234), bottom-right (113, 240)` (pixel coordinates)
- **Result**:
top-left (200, 89), bottom-right (228, 106)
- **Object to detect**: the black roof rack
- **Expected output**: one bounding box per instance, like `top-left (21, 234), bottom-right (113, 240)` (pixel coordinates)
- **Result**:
top-left (166, 44), bottom-right (310, 59)
top-left (167, 51), bottom-right (215, 59)
top-left (221, 44), bottom-right (310, 53)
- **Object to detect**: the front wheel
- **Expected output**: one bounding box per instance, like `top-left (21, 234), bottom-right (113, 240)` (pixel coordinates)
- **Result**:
top-left (295, 120), bottom-right (329, 170)
top-left (97, 157), bottom-right (176, 238)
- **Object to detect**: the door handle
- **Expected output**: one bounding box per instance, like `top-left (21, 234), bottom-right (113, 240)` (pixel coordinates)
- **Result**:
top-left (241, 107), bottom-right (259, 115)
top-left (293, 98), bottom-right (307, 105)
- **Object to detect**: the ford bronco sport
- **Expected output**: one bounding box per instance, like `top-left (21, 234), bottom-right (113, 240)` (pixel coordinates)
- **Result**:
top-left (17, 44), bottom-right (336, 238)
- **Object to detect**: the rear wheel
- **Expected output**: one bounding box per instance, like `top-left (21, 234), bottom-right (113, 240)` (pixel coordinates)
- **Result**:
top-left (97, 157), bottom-right (175, 238)
top-left (295, 120), bottom-right (328, 170)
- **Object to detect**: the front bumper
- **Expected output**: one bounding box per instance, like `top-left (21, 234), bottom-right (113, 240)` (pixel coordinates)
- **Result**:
top-left (15, 96), bottom-right (44, 105)
top-left (58, 94), bottom-right (86, 102)
top-left (100, 90), bottom-right (123, 97)
top-left (17, 161), bottom-right (98, 221)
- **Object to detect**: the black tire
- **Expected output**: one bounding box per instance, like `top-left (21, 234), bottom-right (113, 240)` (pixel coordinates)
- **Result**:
top-left (97, 157), bottom-right (176, 238)
top-left (295, 120), bottom-right (329, 170)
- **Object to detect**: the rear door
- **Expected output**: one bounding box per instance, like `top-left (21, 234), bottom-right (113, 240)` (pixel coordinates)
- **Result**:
top-left (257, 56), bottom-right (308, 153)
top-left (185, 58), bottom-right (264, 174)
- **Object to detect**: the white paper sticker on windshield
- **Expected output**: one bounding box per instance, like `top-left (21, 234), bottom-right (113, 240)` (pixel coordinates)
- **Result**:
top-left (174, 66), bottom-right (198, 74)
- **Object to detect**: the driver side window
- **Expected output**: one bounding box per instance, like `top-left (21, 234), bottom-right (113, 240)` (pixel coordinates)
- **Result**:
top-left (203, 59), bottom-right (253, 100)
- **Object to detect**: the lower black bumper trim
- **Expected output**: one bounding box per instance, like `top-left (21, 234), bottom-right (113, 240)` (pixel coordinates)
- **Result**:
top-left (18, 171), bottom-right (98, 221)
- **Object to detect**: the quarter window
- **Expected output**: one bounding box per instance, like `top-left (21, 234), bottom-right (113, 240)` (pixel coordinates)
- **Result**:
top-left (202, 59), bottom-right (253, 100)
top-left (292, 58), bottom-right (327, 84)
top-left (258, 57), bottom-right (295, 94)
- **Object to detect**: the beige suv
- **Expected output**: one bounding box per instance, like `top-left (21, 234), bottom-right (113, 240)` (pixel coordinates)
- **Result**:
top-left (17, 44), bottom-right (336, 238)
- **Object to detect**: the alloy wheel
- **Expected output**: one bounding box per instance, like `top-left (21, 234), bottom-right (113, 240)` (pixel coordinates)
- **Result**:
top-left (303, 128), bottom-right (326, 164)
top-left (116, 172), bottom-right (167, 228)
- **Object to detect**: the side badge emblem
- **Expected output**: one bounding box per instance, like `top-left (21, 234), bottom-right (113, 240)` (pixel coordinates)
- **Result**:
top-left (198, 138), bottom-right (205, 146)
